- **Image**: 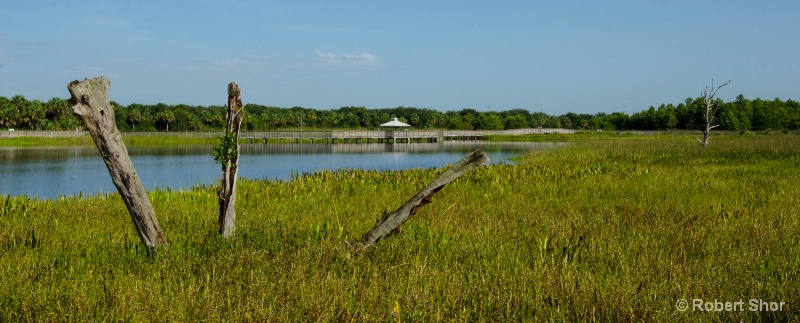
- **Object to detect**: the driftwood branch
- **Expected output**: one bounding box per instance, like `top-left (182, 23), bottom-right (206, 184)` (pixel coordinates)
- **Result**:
top-left (67, 77), bottom-right (168, 251)
top-left (361, 149), bottom-right (489, 247)
top-left (218, 82), bottom-right (245, 237)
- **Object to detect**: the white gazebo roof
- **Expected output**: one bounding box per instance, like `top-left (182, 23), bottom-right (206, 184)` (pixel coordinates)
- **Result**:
top-left (379, 117), bottom-right (411, 127)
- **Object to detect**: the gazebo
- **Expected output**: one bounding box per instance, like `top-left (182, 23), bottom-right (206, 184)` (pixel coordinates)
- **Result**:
top-left (379, 117), bottom-right (411, 143)
top-left (379, 117), bottom-right (411, 128)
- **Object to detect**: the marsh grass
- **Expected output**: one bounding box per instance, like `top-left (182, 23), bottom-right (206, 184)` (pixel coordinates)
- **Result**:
top-left (121, 134), bottom-right (219, 146)
top-left (1, 135), bottom-right (799, 321)
top-left (484, 130), bottom-right (753, 142)
top-left (0, 134), bottom-right (218, 147)
top-left (0, 136), bottom-right (95, 147)
top-left (484, 131), bottom-right (643, 142)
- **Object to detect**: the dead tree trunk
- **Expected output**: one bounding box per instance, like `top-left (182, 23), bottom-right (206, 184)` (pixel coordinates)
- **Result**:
top-left (67, 77), bottom-right (169, 251)
top-left (696, 79), bottom-right (731, 148)
top-left (216, 82), bottom-right (245, 237)
top-left (361, 149), bottom-right (489, 247)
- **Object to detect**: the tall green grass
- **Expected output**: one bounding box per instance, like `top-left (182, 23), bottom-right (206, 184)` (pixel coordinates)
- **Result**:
top-left (0, 136), bottom-right (95, 147)
top-left (1, 135), bottom-right (798, 321)
top-left (0, 134), bottom-right (218, 147)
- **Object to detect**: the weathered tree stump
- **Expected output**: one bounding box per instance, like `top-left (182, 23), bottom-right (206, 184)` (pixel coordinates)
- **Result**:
top-left (67, 77), bottom-right (169, 251)
top-left (361, 149), bottom-right (489, 247)
top-left (696, 79), bottom-right (731, 148)
top-left (217, 82), bottom-right (245, 237)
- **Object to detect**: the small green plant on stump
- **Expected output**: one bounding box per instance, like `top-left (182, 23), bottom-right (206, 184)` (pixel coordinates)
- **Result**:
top-left (212, 131), bottom-right (239, 166)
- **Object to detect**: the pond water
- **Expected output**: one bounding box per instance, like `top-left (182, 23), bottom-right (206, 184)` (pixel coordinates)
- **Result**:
top-left (0, 141), bottom-right (563, 199)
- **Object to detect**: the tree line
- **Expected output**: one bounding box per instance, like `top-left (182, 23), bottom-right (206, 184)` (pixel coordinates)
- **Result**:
top-left (1, 94), bottom-right (798, 132)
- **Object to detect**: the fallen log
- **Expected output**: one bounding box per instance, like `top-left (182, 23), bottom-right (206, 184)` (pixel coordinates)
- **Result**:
top-left (67, 77), bottom-right (169, 251)
top-left (361, 149), bottom-right (489, 247)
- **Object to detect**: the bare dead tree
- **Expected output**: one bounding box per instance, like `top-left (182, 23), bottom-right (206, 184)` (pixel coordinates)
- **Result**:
top-left (67, 77), bottom-right (169, 251)
top-left (214, 82), bottom-right (245, 237)
top-left (359, 149), bottom-right (489, 249)
top-left (696, 79), bottom-right (731, 148)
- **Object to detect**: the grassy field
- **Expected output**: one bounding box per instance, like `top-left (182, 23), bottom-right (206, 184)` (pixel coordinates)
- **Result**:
top-left (1, 135), bottom-right (798, 321)
top-left (482, 129), bottom-right (777, 142)
top-left (0, 136), bottom-right (97, 147)
top-left (0, 134), bottom-right (220, 147)
top-left (484, 130), bottom-right (645, 142)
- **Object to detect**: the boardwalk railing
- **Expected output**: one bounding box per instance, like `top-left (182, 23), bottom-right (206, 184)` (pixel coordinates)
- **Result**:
top-left (241, 130), bottom-right (443, 143)
top-left (0, 130), bottom-right (88, 138)
top-left (1, 128), bottom-right (577, 140)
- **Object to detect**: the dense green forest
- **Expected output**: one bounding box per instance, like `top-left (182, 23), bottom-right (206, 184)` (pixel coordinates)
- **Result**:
top-left (1, 94), bottom-right (798, 132)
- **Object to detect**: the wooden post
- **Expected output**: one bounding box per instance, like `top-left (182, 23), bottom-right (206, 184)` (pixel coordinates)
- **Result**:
top-left (218, 82), bottom-right (245, 237)
top-left (67, 77), bottom-right (169, 251)
top-left (361, 149), bottom-right (489, 247)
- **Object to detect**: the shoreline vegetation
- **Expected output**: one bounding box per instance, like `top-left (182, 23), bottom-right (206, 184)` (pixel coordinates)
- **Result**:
top-left (1, 94), bottom-right (799, 134)
top-left (1, 135), bottom-right (798, 321)
top-left (0, 128), bottom-right (797, 147)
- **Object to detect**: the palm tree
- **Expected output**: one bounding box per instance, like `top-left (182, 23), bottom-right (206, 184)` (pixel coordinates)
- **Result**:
top-left (128, 109), bottom-right (144, 130)
top-left (156, 110), bottom-right (175, 131)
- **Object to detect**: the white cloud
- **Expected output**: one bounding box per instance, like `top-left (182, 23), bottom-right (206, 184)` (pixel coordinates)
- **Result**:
top-left (315, 50), bottom-right (382, 66)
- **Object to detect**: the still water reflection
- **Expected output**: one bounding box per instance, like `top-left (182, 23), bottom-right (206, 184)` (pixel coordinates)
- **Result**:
top-left (0, 141), bottom-right (563, 199)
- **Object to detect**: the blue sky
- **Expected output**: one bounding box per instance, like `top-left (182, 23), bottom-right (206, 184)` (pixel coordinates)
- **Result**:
top-left (1, 1), bottom-right (798, 114)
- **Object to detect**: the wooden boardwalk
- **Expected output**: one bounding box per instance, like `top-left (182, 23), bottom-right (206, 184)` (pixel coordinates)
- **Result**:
top-left (241, 130), bottom-right (440, 144)
top-left (238, 128), bottom-right (576, 144)
top-left (1, 128), bottom-right (576, 142)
